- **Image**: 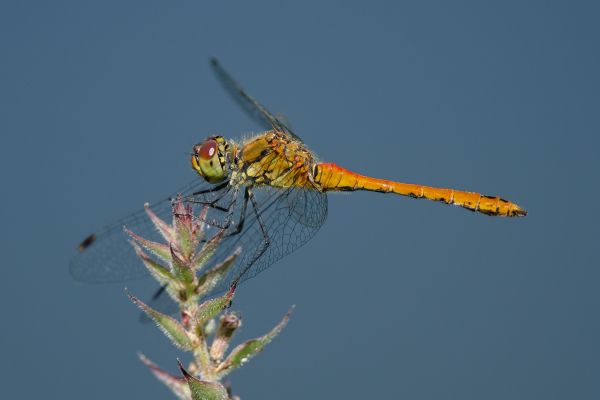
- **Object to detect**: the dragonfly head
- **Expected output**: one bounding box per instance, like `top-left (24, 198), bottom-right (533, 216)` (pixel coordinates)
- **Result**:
top-left (191, 136), bottom-right (231, 183)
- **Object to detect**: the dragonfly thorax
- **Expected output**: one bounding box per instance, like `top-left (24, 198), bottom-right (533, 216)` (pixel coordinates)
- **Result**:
top-left (191, 135), bottom-right (234, 183)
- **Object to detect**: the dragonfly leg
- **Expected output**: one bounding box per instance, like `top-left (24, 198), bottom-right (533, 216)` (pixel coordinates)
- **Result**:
top-left (185, 184), bottom-right (238, 228)
top-left (191, 201), bottom-right (229, 213)
top-left (220, 186), bottom-right (266, 240)
top-left (222, 188), bottom-right (250, 238)
top-left (188, 184), bottom-right (233, 213)
top-left (232, 188), bottom-right (271, 285)
top-left (248, 188), bottom-right (270, 248)
top-left (191, 181), bottom-right (229, 196)
top-left (196, 188), bottom-right (248, 231)
top-left (198, 187), bottom-right (249, 239)
top-left (198, 202), bottom-right (236, 229)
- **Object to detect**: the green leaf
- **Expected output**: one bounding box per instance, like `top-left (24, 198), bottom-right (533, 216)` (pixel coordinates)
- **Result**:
top-left (139, 354), bottom-right (190, 400)
top-left (131, 244), bottom-right (182, 302)
top-left (194, 285), bottom-right (236, 330)
top-left (178, 360), bottom-right (229, 400)
top-left (144, 203), bottom-right (176, 245)
top-left (191, 231), bottom-right (225, 272)
top-left (173, 199), bottom-right (196, 260)
top-left (170, 244), bottom-right (194, 285)
top-left (130, 242), bottom-right (174, 286)
top-left (128, 292), bottom-right (192, 351)
top-left (196, 248), bottom-right (240, 296)
top-left (125, 227), bottom-right (171, 263)
top-left (216, 306), bottom-right (294, 376)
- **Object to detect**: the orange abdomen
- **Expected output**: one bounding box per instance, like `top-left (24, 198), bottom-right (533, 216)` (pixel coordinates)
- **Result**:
top-left (313, 163), bottom-right (526, 217)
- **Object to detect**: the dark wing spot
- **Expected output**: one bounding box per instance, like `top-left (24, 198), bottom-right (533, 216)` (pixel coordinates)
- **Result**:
top-left (78, 234), bottom-right (97, 251)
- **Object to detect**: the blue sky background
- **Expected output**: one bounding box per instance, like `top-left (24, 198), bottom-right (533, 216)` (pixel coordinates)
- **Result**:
top-left (1, 1), bottom-right (599, 399)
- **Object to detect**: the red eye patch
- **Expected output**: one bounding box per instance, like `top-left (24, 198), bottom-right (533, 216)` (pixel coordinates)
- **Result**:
top-left (199, 139), bottom-right (218, 160)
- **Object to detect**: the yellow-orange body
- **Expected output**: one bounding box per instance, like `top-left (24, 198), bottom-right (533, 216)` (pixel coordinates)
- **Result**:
top-left (229, 131), bottom-right (315, 188)
top-left (216, 130), bottom-right (526, 217)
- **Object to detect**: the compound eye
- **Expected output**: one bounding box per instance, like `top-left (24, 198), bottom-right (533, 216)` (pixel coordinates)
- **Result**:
top-left (199, 139), bottom-right (218, 161)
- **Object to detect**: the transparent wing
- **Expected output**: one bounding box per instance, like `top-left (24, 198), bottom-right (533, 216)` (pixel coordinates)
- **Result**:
top-left (210, 57), bottom-right (303, 142)
top-left (143, 184), bottom-right (328, 316)
top-left (203, 185), bottom-right (327, 298)
top-left (70, 179), bottom-right (328, 297)
top-left (69, 179), bottom-right (222, 283)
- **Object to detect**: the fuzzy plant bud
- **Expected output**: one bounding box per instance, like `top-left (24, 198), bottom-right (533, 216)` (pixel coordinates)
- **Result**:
top-left (210, 312), bottom-right (242, 361)
top-left (216, 306), bottom-right (294, 378)
top-left (172, 198), bottom-right (198, 260)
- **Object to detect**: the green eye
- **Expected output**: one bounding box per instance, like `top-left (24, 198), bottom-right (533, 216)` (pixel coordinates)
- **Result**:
top-left (199, 155), bottom-right (225, 183)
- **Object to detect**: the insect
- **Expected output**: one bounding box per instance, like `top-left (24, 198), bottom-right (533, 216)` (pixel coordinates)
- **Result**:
top-left (70, 58), bottom-right (526, 297)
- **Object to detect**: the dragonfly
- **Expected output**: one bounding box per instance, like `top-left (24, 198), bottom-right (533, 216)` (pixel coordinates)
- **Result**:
top-left (70, 58), bottom-right (527, 299)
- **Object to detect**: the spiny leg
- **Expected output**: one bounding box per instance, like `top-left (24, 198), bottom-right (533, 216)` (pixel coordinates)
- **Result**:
top-left (232, 187), bottom-right (271, 286)
top-left (187, 182), bottom-right (233, 213)
top-left (191, 181), bottom-right (229, 196)
top-left (195, 187), bottom-right (254, 234)
top-left (188, 185), bottom-right (240, 229)
top-left (213, 186), bottom-right (254, 240)
top-left (223, 187), bottom-right (250, 238)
